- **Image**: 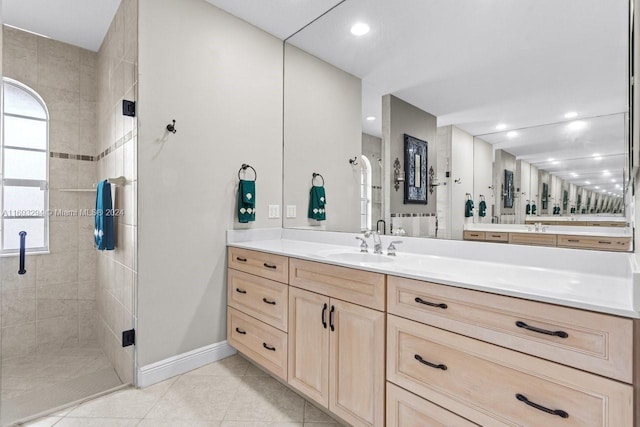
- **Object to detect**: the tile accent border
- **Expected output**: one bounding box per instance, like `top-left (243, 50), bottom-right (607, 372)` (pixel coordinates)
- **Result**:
top-left (97, 130), bottom-right (134, 161)
top-left (50, 152), bottom-right (95, 162)
top-left (391, 212), bottom-right (436, 217)
top-left (136, 340), bottom-right (236, 388)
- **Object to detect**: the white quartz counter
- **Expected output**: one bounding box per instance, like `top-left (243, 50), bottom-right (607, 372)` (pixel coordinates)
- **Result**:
top-left (227, 228), bottom-right (640, 319)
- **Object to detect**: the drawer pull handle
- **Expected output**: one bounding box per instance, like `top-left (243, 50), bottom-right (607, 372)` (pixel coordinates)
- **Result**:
top-left (516, 394), bottom-right (569, 419)
top-left (598, 241), bottom-right (612, 244)
top-left (567, 239), bottom-right (579, 242)
top-left (415, 297), bottom-right (448, 309)
top-left (236, 288), bottom-right (247, 294)
top-left (236, 257), bottom-right (247, 262)
top-left (263, 263), bottom-right (277, 269)
top-left (515, 321), bottom-right (568, 338)
top-left (491, 234), bottom-right (501, 237)
top-left (263, 343), bottom-right (276, 351)
top-left (262, 298), bottom-right (276, 305)
top-left (322, 303), bottom-right (328, 329)
top-left (235, 328), bottom-right (246, 335)
top-left (414, 354), bottom-right (447, 371)
top-left (329, 305), bottom-right (335, 331)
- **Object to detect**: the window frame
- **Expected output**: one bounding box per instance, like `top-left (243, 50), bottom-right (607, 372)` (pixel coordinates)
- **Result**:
top-left (1, 78), bottom-right (50, 255)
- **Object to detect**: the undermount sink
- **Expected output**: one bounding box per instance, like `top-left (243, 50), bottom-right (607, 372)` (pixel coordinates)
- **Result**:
top-left (323, 251), bottom-right (395, 264)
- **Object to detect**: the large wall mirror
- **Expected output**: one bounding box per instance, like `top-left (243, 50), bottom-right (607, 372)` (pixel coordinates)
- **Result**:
top-left (283, 0), bottom-right (632, 251)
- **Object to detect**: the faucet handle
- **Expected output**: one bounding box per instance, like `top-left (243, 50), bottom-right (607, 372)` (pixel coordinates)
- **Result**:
top-left (387, 240), bottom-right (403, 256)
top-left (355, 236), bottom-right (369, 253)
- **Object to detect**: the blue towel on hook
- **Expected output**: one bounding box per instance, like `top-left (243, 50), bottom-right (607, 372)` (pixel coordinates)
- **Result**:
top-left (94, 180), bottom-right (115, 250)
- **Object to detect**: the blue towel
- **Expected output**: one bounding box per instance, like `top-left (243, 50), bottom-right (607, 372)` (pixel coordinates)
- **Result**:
top-left (238, 180), bottom-right (256, 223)
top-left (478, 200), bottom-right (487, 217)
top-left (94, 180), bottom-right (115, 250)
top-left (464, 199), bottom-right (474, 218)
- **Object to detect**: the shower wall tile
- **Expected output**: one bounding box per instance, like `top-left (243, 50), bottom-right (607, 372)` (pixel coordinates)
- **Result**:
top-left (49, 220), bottom-right (80, 253)
top-left (36, 313), bottom-right (79, 350)
top-left (0, 256), bottom-right (36, 291)
top-left (36, 252), bottom-right (78, 287)
top-left (1, 322), bottom-right (36, 360)
top-left (1, 288), bottom-right (36, 327)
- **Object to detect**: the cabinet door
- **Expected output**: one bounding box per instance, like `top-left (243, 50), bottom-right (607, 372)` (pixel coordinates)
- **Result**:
top-left (288, 287), bottom-right (330, 407)
top-left (329, 299), bottom-right (385, 427)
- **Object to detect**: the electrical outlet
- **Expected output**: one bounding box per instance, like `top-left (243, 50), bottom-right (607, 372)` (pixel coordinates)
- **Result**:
top-left (268, 205), bottom-right (280, 219)
top-left (286, 205), bottom-right (297, 218)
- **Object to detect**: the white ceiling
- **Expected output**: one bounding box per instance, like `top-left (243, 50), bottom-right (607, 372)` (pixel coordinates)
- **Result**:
top-left (3, 0), bottom-right (121, 51)
top-left (205, 0), bottom-right (344, 40)
top-left (478, 113), bottom-right (626, 195)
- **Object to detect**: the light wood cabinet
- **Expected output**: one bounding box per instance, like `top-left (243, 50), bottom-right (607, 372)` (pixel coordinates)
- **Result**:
top-left (288, 285), bottom-right (385, 427)
top-left (228, 247), bottom-right (289, 283)
top-left (289, 258), bottom-right (386, 311)
top-left (484, 231), bottom-right (508, 242)
top-left (288, 286), bottom-right (330, 407)
top-left (462, 230), bottom-right (485, 241)
top-left (509, 232), bottom-right (557, 246)
top-left (387, 275), bottom-right (634, 383)
top-left (386, 382), bottom-right (479, 427)
top-left (227, 268), bottom-right (288, 331)
top-left (387, 314), bottom-right (634, 426)
top-left (557, 234), bottom-right (631, 251)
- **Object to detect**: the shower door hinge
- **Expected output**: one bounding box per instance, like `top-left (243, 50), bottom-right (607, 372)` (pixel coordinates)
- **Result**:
top-left (122, 329), bottom-right (135, 347)
top-left (122, 99), bottom-right (136, 117)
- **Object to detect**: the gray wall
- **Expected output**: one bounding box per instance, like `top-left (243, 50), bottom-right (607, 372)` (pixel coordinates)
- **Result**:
top-left (383, 95), bottom-right (437, 215)
top-left (137, 0), bottom-right (284, 367)
top-left (473, 137), bottom-right (493, 223)
top-left (283, 44), bottom-right (362, 232)
top-left (493, 149), bottom-right (517, 218)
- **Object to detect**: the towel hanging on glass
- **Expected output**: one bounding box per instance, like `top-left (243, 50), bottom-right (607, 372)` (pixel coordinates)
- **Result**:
top-left (308, 173), bottom-right (326, 221)
top-left (94, 180), bottom-right (115, 250)
top-left (464, 194), bottom-right (474, 218)
top-left (478, 195), bottom-right (487, 218)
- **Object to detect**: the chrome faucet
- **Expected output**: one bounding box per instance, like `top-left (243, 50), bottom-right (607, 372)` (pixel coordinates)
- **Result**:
top-left (355, 236), bottom-right (368, 253)
top-left (387, 241), bottom-right (403, 256)
top-left (364, 230), bottom-right (383, 254)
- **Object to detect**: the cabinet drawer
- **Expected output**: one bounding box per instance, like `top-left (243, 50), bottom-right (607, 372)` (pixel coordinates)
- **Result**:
top-left (386, 382), bottom-right (478, 427)
top-left (387, 315), bottom-right (633, 427)
top-left (387, 275), bottom-right (633, 383)
top-left (228, 247), bottom-right (289, 283)
top-left (463, 231), bottom-right (485, 241)
top-left (484, 232), bottom-right (508, 242)
top-left (289, 258), bottom-right (386, 311)
top-left (588, 221), bottom-right (627, 227)
top-left (227, 307), bottom-right (287, 380)
top-left (228, 268), bottom-right (288, 331)
top-left (508, 232), bottom-right (557, 246)
top-left (557, 235), bottom-right (631, 251)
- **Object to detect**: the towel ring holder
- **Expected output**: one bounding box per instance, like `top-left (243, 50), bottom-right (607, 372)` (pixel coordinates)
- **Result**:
top-left (312, 173), bottom-right (325, 186)
top-left (238, 164), bottom-right (257, 181)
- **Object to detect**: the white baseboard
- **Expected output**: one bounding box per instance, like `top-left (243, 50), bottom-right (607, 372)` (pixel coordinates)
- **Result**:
top-left (136, 340), bottom-right (236, 388)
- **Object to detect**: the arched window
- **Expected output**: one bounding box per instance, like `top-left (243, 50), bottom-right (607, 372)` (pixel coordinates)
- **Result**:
top-left (360, 155), bottom-right (372, 231)
top-left (2, 78), bottom-right (49, 252)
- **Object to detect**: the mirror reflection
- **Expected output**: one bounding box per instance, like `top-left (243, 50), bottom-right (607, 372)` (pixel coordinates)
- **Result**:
top-left (283, 0), bottom-right (631, 251)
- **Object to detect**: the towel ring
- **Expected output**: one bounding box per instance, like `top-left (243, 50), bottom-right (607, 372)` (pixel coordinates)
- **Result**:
top-left (312, 173), bottom-right (325, 186)
top-left (238, 164), bottom-right (257, 181)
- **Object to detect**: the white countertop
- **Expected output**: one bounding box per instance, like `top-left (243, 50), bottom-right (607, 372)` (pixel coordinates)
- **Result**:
top-left (227, 228), bottom-right (640, 319)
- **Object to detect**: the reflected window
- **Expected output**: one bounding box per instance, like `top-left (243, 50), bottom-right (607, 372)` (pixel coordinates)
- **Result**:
top-left (2, 78), bottom-right (49, 253)
top-left (360, 155), bottom-right (372, 231)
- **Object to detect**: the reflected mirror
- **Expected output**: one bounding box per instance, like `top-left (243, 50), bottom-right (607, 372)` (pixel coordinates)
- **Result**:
top-left (283, 0), bottom-right (632, 251)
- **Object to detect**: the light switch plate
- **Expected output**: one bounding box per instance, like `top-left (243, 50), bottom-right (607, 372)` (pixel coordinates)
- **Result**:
top-left (268, 205), bottom-right (280, 219)
top-left (286, 205), bottom-right (297, 218)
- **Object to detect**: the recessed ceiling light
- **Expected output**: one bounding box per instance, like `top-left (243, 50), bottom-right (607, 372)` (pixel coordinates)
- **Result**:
top-left (564, 111), bottom-right (578, 119)
top-left (567, 120), bottom-right (586, 131)
top-left (496, 123), bottom-right (507, 131)
top-left (365, 116), bottom-right (376, 121)
top-left (547, 158), bottom-right (555, 162)
top-left (593, 153), bottom-right (602, 160)
top-left (506, 131), bottom-right (518, 138)
top-left (552, 161), bottom-right (559, 165)
top-left (595, 186), bottom-right (600, 189)
top-left (602, 189), bottom-right (607, 193)
top-left (350, 22), bottom-right (370, 36)
top-left (611, 179), bottom-right (616, 183)
top-left (585, 181), bottom-right (591, 185)
top-left (570, 172), bottom-right (578, 177)
top-left (608, 192), bottom-right (612, 195)
top-left (602, 170), bottom-right (610, 176)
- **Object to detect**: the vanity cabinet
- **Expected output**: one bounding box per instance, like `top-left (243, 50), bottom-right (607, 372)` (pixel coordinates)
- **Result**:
top-left (288, 278), bottom-right (385, 427)
top-left (557, 234), bottom-right (631, 251)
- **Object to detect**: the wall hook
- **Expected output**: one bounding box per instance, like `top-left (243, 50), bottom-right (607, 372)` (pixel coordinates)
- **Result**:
top-left (166, 120), bottom-right (177, 134)
top-left (349, 156), bottom-right (359, 166)
top-left (454, 178), bottom-right (463, 184)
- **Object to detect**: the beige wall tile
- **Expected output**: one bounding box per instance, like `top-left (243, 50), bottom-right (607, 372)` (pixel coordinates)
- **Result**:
top-left (80, 64), bottom-right (98, 102)
top-left (1, 287), bottom-right (36, 327)
top-left (37, 282), bottom-right (79, 320)
top-left (80, 48), bottom-right (97, 68)
top-left (4, 25), bottom-right (38, 51)
top-left (78, 280), bottom-right (97, 300)
top-left (122, 268), bottom-right (135, 313)
top-left (3, 43), bottom-right (38, 89)
top-left (78, 215), bottom-right (96, 251)
top-left (49, 158), bottom-right (79, 189)
top-left (36, 313), bottom-right (79, 350)
top-left (78, 251), bottom-right (97, 283)
top-left (38, 86), bottom-right (80, 124)
top-left (1, 256), bottom-right (37, 291)
top-left (1, 322), bottom-right (36, 360)
top-left (49, 220), bottom-right (79, 253)
top-left (78, 161), bottom-right (97, 189)
top-left (36, 252), bottom-right (78, 287)
top-left (49, 118), bottom-right (80, 154)
top-left (49, 192), bottom-right (78, 222)
top-left (79, 309), bottom-right (97, 344)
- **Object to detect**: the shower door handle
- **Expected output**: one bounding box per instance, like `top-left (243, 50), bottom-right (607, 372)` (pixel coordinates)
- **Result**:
top-left (18, 231), bottom-right (27, 275)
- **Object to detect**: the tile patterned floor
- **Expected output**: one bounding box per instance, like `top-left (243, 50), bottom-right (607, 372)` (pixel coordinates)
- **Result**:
top-left (21, 355), bottom-right (342, 427)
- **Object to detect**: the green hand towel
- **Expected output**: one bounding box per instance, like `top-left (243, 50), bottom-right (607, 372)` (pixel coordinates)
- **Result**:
top-left (526, 203), bottom-right (531, 215)
top-left (478, 200), bottom-right (487, 217)
top-left (464, 199), bottom-right (474, 218)
top-left (308, 186), bottom-right (326, 221)
top-left (238, 180), bottom-right (255, 223)
top-left (532, 203), bottom-right (537, 215)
